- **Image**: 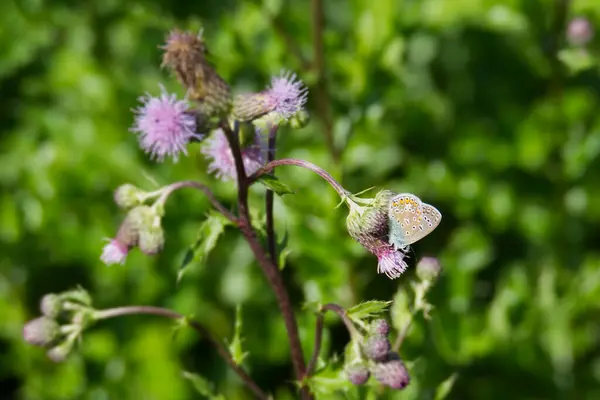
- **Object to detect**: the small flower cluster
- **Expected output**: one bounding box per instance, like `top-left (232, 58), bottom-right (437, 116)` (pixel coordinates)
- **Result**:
top-left (344, 319), bottom-right (410, 390)
top-left (101, 184), bottom-right (166, 266)
top-left (23, 288), bottom-right (94, 362)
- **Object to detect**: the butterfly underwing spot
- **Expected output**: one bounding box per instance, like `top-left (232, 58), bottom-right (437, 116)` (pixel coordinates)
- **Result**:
top-left (388, 193), bottom-right (442, 249)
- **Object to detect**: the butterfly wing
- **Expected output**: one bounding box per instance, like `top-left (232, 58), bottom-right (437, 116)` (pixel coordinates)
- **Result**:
top-left (403, 203), bottom-right (442, 244)
top-left (388, 193), bottom-right (424, 249)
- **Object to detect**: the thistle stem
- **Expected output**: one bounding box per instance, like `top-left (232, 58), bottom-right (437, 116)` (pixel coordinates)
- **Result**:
top-left (93, 306), bottom-right (268, 400)
top-left (220, 121), bottom-right (310, 399)
top-left (249, 158), bottom-right (350, 200)
top-left (265, 125), bottom-right (279, 264)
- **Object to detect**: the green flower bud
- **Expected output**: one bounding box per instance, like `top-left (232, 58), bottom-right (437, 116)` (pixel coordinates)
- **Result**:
top-left (416, 257), bottom-right (441, 282)
top-left (345, 362), bottom-right (370, 385)
top-left (47, 340), bottom-right (74, 363)
top-left (233, 93), bottom-right (271, 122)
top-left (289, 109), bottom-right (310, 129)
top-left (40, 294), bottom-right (62, 318)
top-left (138, 225), bottom-right (165, 255)
top-left (23, 317), bottom-right (60, 347)
top-left (114, 184), bottom-right (146, 209)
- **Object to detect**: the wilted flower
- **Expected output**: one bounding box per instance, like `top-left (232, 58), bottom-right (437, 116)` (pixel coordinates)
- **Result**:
top-left (162, 29), bottom-right (232, 116)
top-left (363, 335), bottom-right (391, 361)
top-left (345, 362), bottom-right (370, 385)
top-left (370, 319), bottom-right (391, 337)
top-left (567, 17), bottom-right (594, 46)
top-left (23, 317), bottom-right (60, 347)
top-left (372, 352), bottom-right (410, 390)
top-left (346, 190), bottom-right (409, 279)
top-left (202, 128), bottom-right (265, 181)
top-left (131, 85), bottom-right (200, 162)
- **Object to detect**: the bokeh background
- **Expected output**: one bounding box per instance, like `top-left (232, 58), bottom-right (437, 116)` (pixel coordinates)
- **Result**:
top-left (3, 0), bottom-right (600, 399)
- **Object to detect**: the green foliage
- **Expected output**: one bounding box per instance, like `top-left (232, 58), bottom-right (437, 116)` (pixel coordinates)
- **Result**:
top-left (256, 175), bottom-right (295, 196)
top-left (4, 0), bottom-right (600, 399)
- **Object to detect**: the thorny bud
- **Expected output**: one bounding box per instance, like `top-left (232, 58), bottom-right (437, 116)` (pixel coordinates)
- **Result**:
top-left (416, 256), bottom-right (442, 282)
top-left (346, 190), bottom-right (409, 279)
top-left (345, 362), bottom-right (371, 385)
top-left (363, 334), bottom-right (391, 362)
top-left (233, 93), bottom-right (272, 122)
top-left (40, 294), bottom-right (62, 318)
top-left (567, 17), bottom-right (594, 46)
top-left (23, 317), bottom-right (60, 347)
top-left (128, 206), bottom-right (165, 255)
top-left (373, 352), bottom-right (410, 390)
top-left (370, 319), bottom-right (391, 337)
top-left (114, 184), bottom-right (147, 209)
top-left (161, 29), bottom-right (231, 117)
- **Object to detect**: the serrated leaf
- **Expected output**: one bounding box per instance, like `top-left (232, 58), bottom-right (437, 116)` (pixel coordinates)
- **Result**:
top-left (178, 211), bottom-right (232, 283)
top-left (306, 361), bottom-right (352, 396)
top-left (347, 300), bottom-right (392, 321)
top-left (257, 175), bottom-right (294, 196)
top-left (182, 371), bottom-right (225, 400)
top-left (435, 373), bottom-right (458, 400)
top-left (228, 305), bottom-right (248, 365)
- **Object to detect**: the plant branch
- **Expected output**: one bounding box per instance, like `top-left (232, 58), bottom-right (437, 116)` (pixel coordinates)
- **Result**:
top-left (265, 125), bottom-right (279, 264)
top-left (158, 180), bottom-right (237, 223)
top-left (306, 303), bottom-right (356, 377)
top-left (311, 0), bottom-right (339, 162)
top-left (220, 121), bottom-right (309, 399)
top-left (249, 158), bottom-right (349, 199)
top-left (93, 306), bottom-right (268, 400)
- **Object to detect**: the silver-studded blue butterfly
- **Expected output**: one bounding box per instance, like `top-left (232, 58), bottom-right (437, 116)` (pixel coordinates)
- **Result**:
top-left (388, 193), bottom-right (442, 250)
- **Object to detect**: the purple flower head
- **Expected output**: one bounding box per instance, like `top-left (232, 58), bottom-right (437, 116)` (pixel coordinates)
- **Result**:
top-left (131, 85), bottom-right (200, 162)
top-left (101, 239), bottom-right (129, 266)
top-left (202, 128), bottom-right (265, 181)
top-left (375, 245), bottom-right (409, 279)
top-left (265, 70), bottom-right (308, 119)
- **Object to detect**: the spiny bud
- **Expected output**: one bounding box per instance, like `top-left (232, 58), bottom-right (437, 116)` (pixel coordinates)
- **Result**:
top-left (372, 352), bottom-right (410, 390)
top-left (370, 319), bottom-right (391, 337)
top-left (233, 93), bottom-right (271, 122)
top-left (416, 257), bottom-right (441, 282)
top-left (23, 317), bottom-right (60, 347)
top-left (138, 225), bottom-right (165, 255)
top-left (346, 190), bottom-right (395, 248)
top-left (126, 206), bottom-right (165, 255)
top-left (363, 335), bottom-right (391, 361)
top-left (289, 109), bottom-right (310, 129)
top-left (114, 184), bottom-right (146, 209)
top-left (40, 294), bottom-right (62, 318)
top-left (47, 340), bottom-right (73, 363)
top-left (345, 362), bottom-right (370, 385)
top-left (161, 29), bottom-right (231, 117)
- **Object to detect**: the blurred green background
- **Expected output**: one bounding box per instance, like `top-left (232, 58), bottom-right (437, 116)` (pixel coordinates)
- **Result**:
top-left (3, 0), bottom-right (600, 399)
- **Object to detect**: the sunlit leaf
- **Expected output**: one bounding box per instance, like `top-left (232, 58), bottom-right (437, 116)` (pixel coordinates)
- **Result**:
top-left (435, 373), bottom-right (458, 400)
top-left (256, 175), bottom-right (294, 196)
top-left (228, 305), bottom-right (248, 365)
top-left (182, 371), bottom-right (225, 400)
top-left (347, 300), bottom-right (392, 321)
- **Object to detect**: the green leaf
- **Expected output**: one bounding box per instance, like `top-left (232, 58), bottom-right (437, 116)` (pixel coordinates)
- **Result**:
top-left (278, 247), bottom-right (292, 270)
top-left (257, 175), bottom-right (294, 196)
top-left (390, 288), bottom-right (412, 332)
top-left (228, 305), bottom-right (248, 365)
top-left (347, 300), bottom-right (392, 321)
top-left (182, 371), bottom-right (225, 400)
top-left (435, 373), bottom-right (458, 400)
top-left (305, 360), bottom-right (353, 396)
top-left (178, 211), bottom-right (233, 283)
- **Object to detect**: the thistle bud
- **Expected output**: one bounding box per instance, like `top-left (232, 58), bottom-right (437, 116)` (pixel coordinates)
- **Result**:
top-left (567, 17), bottom-right (594, 46)
top-left (363, 335), bottom-right (391, 361)
top-left (114, 184), bottom-right (146, 209)
top-left (47, 340), bottom-right (74, 363)
top-left (289, 109), bottom-right (310, 129)
top-left (161, 29), bottom-right (231, 117)
top-left (345, 362), bottom-right (370, 385)
top-left (40, 294), bottom-right (62, 318)
top-left (233, 93), bottom-right (271, 122)
top-left (370, 319), bottom-right (391, 337)
top-left (372, 352), bottom-right (410, 390)
top-left (416, 257), bottom-right (441, 282)
top-left (23, 317), bottom-right (60, 347)
top-left (126, 206), bottom-right (165, 255)
top-left (138, 225), bottom-right (165, 255)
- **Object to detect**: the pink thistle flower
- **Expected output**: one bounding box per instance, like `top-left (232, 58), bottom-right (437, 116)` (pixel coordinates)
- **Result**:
top-left (264, 70), bottom-right (308, 119)
top-left (201, 128), bottom-right (265, 181)
top-left (375, 245), bottom-right (409, 279)
top-left (100, 239), bottom-right (129, 266)
top-left (131, 85), bottom-right (200, 162)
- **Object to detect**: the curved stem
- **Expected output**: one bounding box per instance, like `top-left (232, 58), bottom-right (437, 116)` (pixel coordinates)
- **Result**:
top-left (94, 306), bottom-right (268, 400)
top-left (249, 158), bottom-right (350, 200)
top-left (306, 303), bottom-right (357, 377)
top-left (220, 121), bottom-right (310, 399)
top-left (157, 180), bottom-right (237, 223)
top-left (265, 125), bottom-right (279, 264)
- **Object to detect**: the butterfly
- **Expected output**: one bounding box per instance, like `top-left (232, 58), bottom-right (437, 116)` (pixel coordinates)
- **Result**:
top-left (388, 193), bottom-right (442, 250)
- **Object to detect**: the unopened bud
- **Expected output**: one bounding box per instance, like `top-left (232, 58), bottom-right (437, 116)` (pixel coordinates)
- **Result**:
top-left (416, 257), bottom-right (441, 282)
top-left (345, 362), bottom-right (370, 385)
top-left (363, 335), bottom-right (391, 361)
top-left (373, 352), bottom-right (410, 390)
top-left (567, 17), bottom-right (594, 46)
top-left (114, 184), bottom-right (146, 209)
top-left (370, 319), bottom-right (391, 337)
top-left (23, 317), bottom-right (60, 347)
top-left (40, 294), bottom-right (62, 318)
top-left (138, 225), bottom-right (165, 255)
top-left (346, 190), bottom-right (395, 249)
top-left (61, 287), bottom-right (92, 307)
top-left (289, 109), bottom-right (310, 129)
top-left (47, 340), bottom-right (73, 363)
top-left (233, 93), bottom-right (271, 122)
